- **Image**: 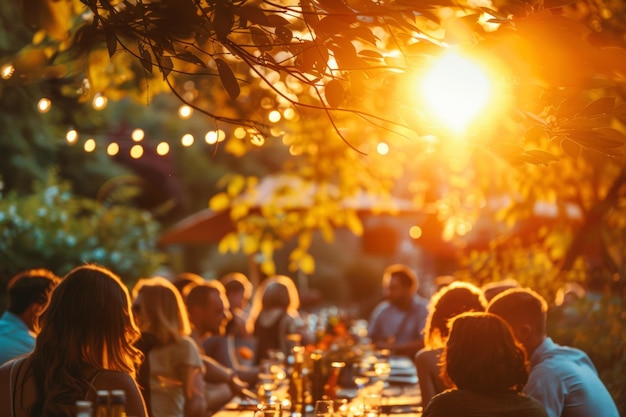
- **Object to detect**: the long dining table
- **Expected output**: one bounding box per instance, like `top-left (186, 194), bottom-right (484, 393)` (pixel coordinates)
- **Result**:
top-left (213, 356), bottom-right (423, 417)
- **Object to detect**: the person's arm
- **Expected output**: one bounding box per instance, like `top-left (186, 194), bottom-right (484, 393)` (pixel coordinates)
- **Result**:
top-left (183, 364), bottom-right (210, 417)
top-left (414, 349), bottom-right (439, 407)
top-left (524, 365), bottom-right (565, 417)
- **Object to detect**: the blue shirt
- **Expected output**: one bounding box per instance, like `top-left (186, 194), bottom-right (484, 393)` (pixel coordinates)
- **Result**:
top-left (526, 337), bottom-right (619, 417)
top-left (368, 295), bottom-right (428, 345)
top-left (0, 311), bottom-right (35, 365)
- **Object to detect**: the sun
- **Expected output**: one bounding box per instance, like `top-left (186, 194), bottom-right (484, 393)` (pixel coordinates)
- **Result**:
top-left (420, 51), bottom-right (492, 132)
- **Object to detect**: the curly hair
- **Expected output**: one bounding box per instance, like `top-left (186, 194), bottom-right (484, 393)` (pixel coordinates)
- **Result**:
top-left (423, 282), bottom-right (487, 349)
top-left (26, 265), bottom-right (142, 417)
top-left (441, 312), bottom-right (529, 395)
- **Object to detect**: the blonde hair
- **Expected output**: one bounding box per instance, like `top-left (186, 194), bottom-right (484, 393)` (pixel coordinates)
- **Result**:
top-left (132, 276), bottom-right (191, 346)
top-left (246, 274), bottom-right (300, 334)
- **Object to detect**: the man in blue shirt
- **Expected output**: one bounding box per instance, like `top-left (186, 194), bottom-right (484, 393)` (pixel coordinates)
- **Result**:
top-left (487, 287), bottom-right (619, 417)
top-left (0, 268), bottom-right (60, 365)
top-left (368, 264), bottom-right (429, 357)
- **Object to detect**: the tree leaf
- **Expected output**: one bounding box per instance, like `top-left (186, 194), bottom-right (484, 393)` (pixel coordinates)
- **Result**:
top-left (175, 51), bottom-right (207, 67)
top-left (140, 48), bottom-right (153, 74)
top-left (300, 0), bottom-right (319, 29)
top-left (556, 95), bottom-right (589, 119)
top-left (236, 5), bottom-right (270, 27)
top-left (160, 55), bottom-right (173, 79)
top-left (325, 79), bottom-right (344, 109)
top-left (275, 26), bottom-right (293, 44)
top-left (577, 96), bottom-right (616, 117)
top-left (523, 149), bottom-right (560, 164)
top-left (317, 0), bottom-right (353, 14)
top-left (543, 0), bottom-right (578, 8)
top-left (316, 15), bottom-right (352, 38)
top-left (106, 33), bottom-right (117, 57)
top-left (561, 138), bottom-right (581, 160)
top-left (346, 27), bottom-right (379, 45)
top-left (249, 27), bottom-right (273, 51)
top-left (215, 58), bottom-right (240, 99)
top-left (358, 49), bottom-right (383, 60)
top-left (266, 15), bottom-right (290, 27)
top-left (568, 130), bottom-right (624, 149)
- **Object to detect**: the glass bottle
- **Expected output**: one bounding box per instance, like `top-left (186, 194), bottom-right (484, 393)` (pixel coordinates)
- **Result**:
top-left (75, 400), bottom-right (93, 417)
top-left (288, 346), bottom-right (306, 416)
top-left (109, 390), bottom-right (127, 417)
top-left (94, 390), bottom-right (110, 417)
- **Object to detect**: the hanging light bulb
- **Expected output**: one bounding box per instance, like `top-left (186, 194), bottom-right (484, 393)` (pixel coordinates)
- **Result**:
top-left (37, 98), bottom-right (51, 113)
top-left (131, 128), bottom-right (145, 142)
top-left (130, 144), bottom-right (144, 159)
top-left (66, 129), bottom-right (78, 144)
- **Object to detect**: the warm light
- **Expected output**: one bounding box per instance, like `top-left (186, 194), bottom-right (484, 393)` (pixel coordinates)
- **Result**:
top-left (283, 108), bottom-right (296, 120)
top-left (37, 98), bottom-right (51, 113)
top-left (421, 51), bottom-right (491, 132)
top-left (156, 142), bottom-right (170, 155)
top-left (409, 226), bottom-right (422, 239)
top-left (92, 94), bottom-right (108, 110)
top-left (205, 131), bottom-right (218, 144)
top-left (181, 134), bottom-right (194, 147)
top-left (131, 128), bottom-right (144, 142)
top-left (107, 142), bottom-right (120, 156)
top-left (178, 105), bottom-right (193, 119)
top-left (217, 129), bottom-right (226, 142)
top-left (268, 110), bottom-right (281, 123)
top-left (376, 142), bottom-right (390, 155)
top-left (1, 64), bottom-right (14, 79)
top-left (66, 129), bottom-right (78, 144)
top-left (130, 144), bottom-right (143, 159)
top-left (251, 134), bottom-right (265, 146)
top-left (84, 138), bottom-right (96, 152)
top-left (234, 127), bottom-right (247, 139)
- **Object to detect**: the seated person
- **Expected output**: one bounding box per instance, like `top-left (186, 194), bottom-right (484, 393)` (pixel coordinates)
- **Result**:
top-left (368, 264), bottom-right (428, 357)
top-left (221, 272), bottom-right (256, 366)
top-left (423, 312), bottom-right (547, 417)
top-left (414, 281), bottom-right (486, 407)
top-left (0, 268), bottom-right (60, 365)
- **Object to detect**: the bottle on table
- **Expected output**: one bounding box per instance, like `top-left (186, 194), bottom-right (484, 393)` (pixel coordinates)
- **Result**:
top-left (110, 390), bottom-right (127, 417)
top-left (288, 346), bottom-right (306, 416)
top-left (76, 400), bottom-right (93, 417)
top-left (94, 390), bottom-right (110, 417)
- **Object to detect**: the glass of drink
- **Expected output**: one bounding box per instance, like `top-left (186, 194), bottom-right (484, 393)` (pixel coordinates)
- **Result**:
top-left (314, 399), bottom-right (335, 417)
top-left (255, 402), bottom-right (281, 417)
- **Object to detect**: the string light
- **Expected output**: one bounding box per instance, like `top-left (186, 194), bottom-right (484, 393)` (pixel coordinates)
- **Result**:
top-left (409, 226), bottom-right (422, 239)
top-left (234, 127), bottom-right (247, 139)
top-left (181, 134), bottom-right (194, 147)
top-left (107, 142), bottom-right (120, 156)
top-left (251, 134), bottom-right (265, 146)
top-left (131, 128), bottom-right (144, 142)
top-left (156, 142), bottom-right (170, 155)
top-left (84, 138), bottom-right (96, 152)
top-left (1, 64), bottom-right (14, 79)
top-left (66, 129), bottom-right (78, 144)
top-left (376, 142), bottom-right (390, 155)
top-left (178, 105), bottom-right (193, 119)
top-left (92, 93), bottom-right (107, 110)
top-left (217, 129), bottom-right (226, 142)
top-left (205, 131), bottom-right (218, 145)
top-left (37, 98), bottom-right (51, 113)
top-left (268, 110), bottom-right (281, 123)
top-left (130, 144), bottom-right (144, 159)
top-left (283, 108), bottom-right (296, 120)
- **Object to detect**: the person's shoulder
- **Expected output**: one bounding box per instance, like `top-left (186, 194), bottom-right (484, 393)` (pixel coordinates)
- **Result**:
top-left (91, 369), bottom-right (141, 393)
top-left (415, 348), bottom-right (441, 363)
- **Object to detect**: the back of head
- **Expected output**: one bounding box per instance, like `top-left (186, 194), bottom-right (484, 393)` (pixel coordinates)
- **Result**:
top-left (30, 265), bottom-right (141, 416)
top-left (7, 268), bottom-right (60, 315)
top-left (133, 276), bottom-right (191, 345)
top-left (482, 278), bottom-right (520, 302)
top-left (383, 264), bottom-right (418, 293)
top-left (424, 281), bottom-right (487, 348)
top-left (172, 272), bottom-right (205, 296)
top-left (221, 272), bottom-right (252, 300)
top-left (443, 312), bottom-right (528, 394)
top-left (487, 287), bottom-right (547, 337)
top-left (261, 275), bottom-right (298, 310)
top-left (186, 280), bottom-right (224, 310)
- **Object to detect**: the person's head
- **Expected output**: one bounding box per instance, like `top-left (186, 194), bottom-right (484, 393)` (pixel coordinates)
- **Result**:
top-left (442, 312), bottom-right (528, 395)
top-left (247, 275), bottom-right (300, 334)
top-left (28, 265), bottom-right (142, 416)
top-left (6, 268), bottom-right (61, 331)
top-left (382, 264), bottom-right (418, 306)
top-left (482, 278), bottom-right (520, 302)
top-left (186, 281), bottom-right (231, 336)
top-left (486, 287), bottom-right (548, 356)
top-left (132, 276), bottom-right (191, 345)
top-left (423, 281), bottom-right (487, 349)
top-left (554, 282), bottom-right (586, 308)
top-left (172, 272), bottom-right (205, 297)
top-left (220, 272), bottom-right (252, 312)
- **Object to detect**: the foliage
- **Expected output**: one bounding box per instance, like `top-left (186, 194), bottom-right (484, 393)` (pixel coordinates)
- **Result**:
top-left (0, 171), bottom-right (165, 284)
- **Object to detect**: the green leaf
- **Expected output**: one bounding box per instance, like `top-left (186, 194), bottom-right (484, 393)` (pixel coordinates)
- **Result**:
top-left (325, 79), bottom-right (344, 109)
top-left (215, 58), bottom-right (240, 99)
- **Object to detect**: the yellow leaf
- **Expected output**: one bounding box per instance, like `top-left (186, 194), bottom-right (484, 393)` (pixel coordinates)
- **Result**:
top-left (298, 231), bottom-right (312, 250)
top-left (230, 203), bottom-right (249, 220)
top-left (227, 175), bottom-right (246, 197)
top-left (299, 254), bottom-right (316, 274)
top-left (261, 259), bottom-right (276, 276)
top-left (218, 232), bottom-right (240, 253)
top-left (345, 211), bottom-right (364, 236)
top-left (209, 192), bottom-right (231, 211)
top-left (225, 138), bottom-right (247, 156)
top-left (242, 235), bottom-right (258, 254)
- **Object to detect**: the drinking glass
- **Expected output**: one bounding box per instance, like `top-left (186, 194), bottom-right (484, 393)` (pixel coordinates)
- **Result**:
top-left (314, 399), bottom-right (335, 417)
top-left (255, 402), bottom-right (281, 417)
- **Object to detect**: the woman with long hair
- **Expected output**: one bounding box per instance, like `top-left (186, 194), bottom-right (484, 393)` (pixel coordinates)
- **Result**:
top-left (423, 312), bottom-right (547, 417)
top-left (132, 277), bottom-right (212, 417)
top-left (0, 264), bottom-right (147, 417)
top-left (414, 281), bottom-right (486, 407)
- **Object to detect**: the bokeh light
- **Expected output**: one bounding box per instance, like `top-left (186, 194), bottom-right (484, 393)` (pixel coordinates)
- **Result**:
top-left (157, 142), bottom-right (170, 155)
top-left (107, 142), bottom-right (120, 156)
top-left (131, 129), bottom-right (145, 142)
top-left (37, 98), bottom-right (51, 113)
top-left (84, 138), bottom-right (96, 152)
top-left (130, 144), bottom-right (144, 159)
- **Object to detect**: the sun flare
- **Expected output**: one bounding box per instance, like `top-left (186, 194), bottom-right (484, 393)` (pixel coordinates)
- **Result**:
top-left (421, 52), bottom-right (492, 132)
